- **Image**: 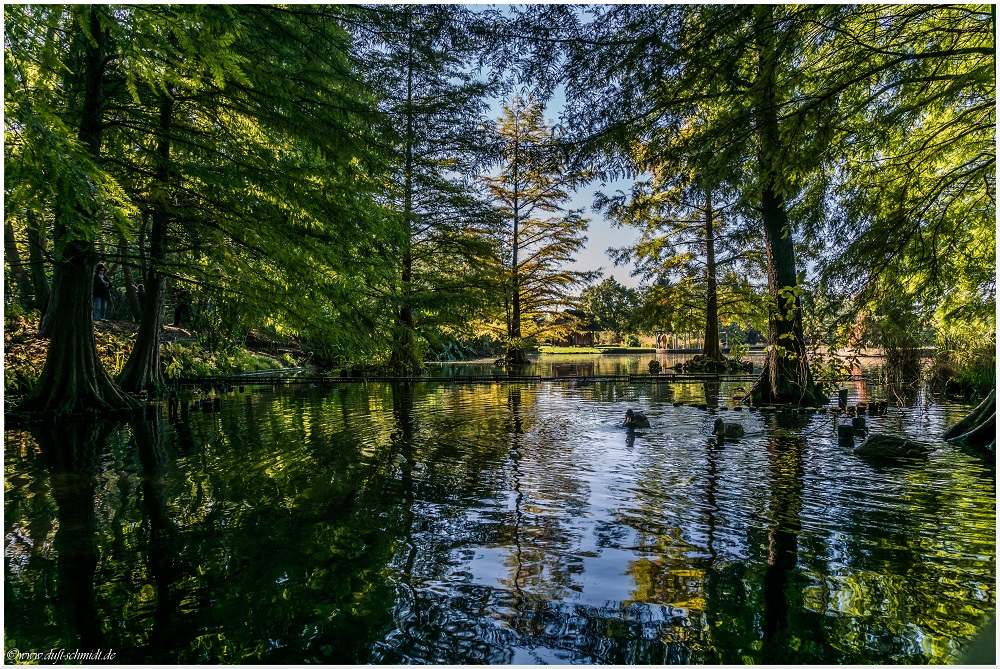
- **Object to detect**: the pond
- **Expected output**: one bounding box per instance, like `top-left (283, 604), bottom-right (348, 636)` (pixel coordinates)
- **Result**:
top-left (4, 355), bottom-right (995, 664)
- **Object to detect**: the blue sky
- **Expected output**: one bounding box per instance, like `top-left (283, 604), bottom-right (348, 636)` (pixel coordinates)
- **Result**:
top-left (564, 176), bottom-right (643, 290)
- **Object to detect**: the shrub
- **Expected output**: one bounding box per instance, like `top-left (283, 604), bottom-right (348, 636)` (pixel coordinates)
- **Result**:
top-left (929, 327), bottom-right (996, 398)
top-left (160, 341), bottom-right (291, 378)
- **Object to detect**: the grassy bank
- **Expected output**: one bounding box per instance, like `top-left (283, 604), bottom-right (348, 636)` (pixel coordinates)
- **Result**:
top-left (538, 345), bottom-right (602, 354)
top-left (3, 314), bottom-right (308, 396)
top-left (538, 345), bottom-right (717, 354)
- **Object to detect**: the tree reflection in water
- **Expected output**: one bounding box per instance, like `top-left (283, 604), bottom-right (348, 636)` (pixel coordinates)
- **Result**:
top-left (131, 414), bottom-right (182, 662)
top-left (760, 414), bottom-right (806, 663)
top-left (33, 422), bottom-right (116, 651)
top-left (4, 377), bottom-right (995, 664)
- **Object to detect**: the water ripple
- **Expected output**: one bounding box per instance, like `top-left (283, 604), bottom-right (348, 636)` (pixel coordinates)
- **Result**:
top-left (3, 373), bottom-right (994, 664)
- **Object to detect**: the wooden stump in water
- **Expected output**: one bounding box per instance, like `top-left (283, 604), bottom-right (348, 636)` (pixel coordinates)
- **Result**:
top-left (852, 416), bottom-right (866, 436)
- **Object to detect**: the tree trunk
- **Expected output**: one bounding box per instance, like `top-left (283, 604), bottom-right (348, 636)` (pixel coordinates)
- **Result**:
top-left (944, 389), bottom-right (996, 452)
top-left (119, 91), bottom-right (172, 392)
top-left (389, 21), bottom-right (421, 375)
top-left (26, 209), bottom-right (50, 319)
top-left (748, 6), bottom-right (819, 406)
top-left (4, 218), bottom-right (34, 307)
top-left (118, 269), bottom-right (166, 392)
top-left (507, 119), bottom-right (526, 365)
top-left (119, 234), bottom-right (142, 321)
top-left (19, 7), bottom-right (137, 415)
top-left (20, 240), bottom-right (137, 414)
top-left (703, 190), bottom-right (722, 360)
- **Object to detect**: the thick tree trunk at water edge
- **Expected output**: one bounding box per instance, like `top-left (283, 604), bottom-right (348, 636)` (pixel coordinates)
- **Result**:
top-left (18, 242), bottom-right (138, 415)
top-left (748, 6), bottom-right (819, 406)
top-left (504, 346), bottom-right (529, 366)
top-left (117, 273), bottom-right (166, 392)
top-left (119, 90), bottom-right (172, 392)
top-left (943, 389), bottom-right (996, 453)
top-left (747, 185), bottom-right (820, 405)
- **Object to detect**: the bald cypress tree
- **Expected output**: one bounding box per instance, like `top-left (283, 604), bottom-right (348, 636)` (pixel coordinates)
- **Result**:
top-left (484, 3), bottom-right (991, 403)
top-left (115, 5), bottom-right (390, 388)
top-left (345, 4), bottom-right (499, 372)
top-left (8, 6), bottom-right (137, 414)
top-left (483, 96), bottom-right (596, 364)
top-left (596, 121), bottom-right (762, 366)
top-left (7, 5), bottom-right (395, 408)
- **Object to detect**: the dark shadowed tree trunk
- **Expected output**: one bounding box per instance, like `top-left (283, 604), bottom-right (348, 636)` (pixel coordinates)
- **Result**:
top-left (26, 210), bottom-right (50, 319)
top-left (5, 218), bottom-right (33, 306)
top-left (19, 7), bottom-right (137, 414)
top-left (703, 189), bottom-right (722, 360)
top-left (119, 234), bottom-right (142, 321)
top-left (23, 237), bottom-right (136, 413)
top-left (388, 22), bottom-right (421, 374)
top-left (748, 6), bottom-right (820, 406)
top-left (118, 90), bottom-right (172, 392)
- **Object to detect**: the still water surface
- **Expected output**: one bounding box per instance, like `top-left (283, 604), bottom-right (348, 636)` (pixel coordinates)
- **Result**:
top-left (4, 355), bottom-right (995, 664)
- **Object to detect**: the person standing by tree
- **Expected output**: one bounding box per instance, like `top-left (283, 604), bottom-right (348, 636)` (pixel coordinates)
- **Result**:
top-left (93, 264), bottom-right (111, 320)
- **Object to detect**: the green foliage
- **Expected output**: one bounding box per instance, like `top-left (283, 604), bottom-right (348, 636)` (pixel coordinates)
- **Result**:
top-left (630, 279), bottom-right (703, 334)
top-left (577, 277), bottom-right (639, 335)
top-left (595, 121), bottom-right (763, 347)
top-left (729, 340), bottom-right (751, 366)
top-left (5, 4), bottom-right (402, 396)
top-left (818, 6), bottom-right (995, 317)
top-left (147, 5), bottom-right (395, 363)
top-left (347, 5), bottom-right (500, 371)
top-left (161, 342), bottom-right (287, 379)
top-left (929, 318), bottom-right (997, 398)
top-left (479, 95), bottom-right (598, 350)
top-left (4, 301), bottom-right (25, 328)
top-left (424, 332), bottom-right (498, 362)
top-left (806, 350), bottom-right (852, 392)
top-left (857, 298), bottom-right (934, 386)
